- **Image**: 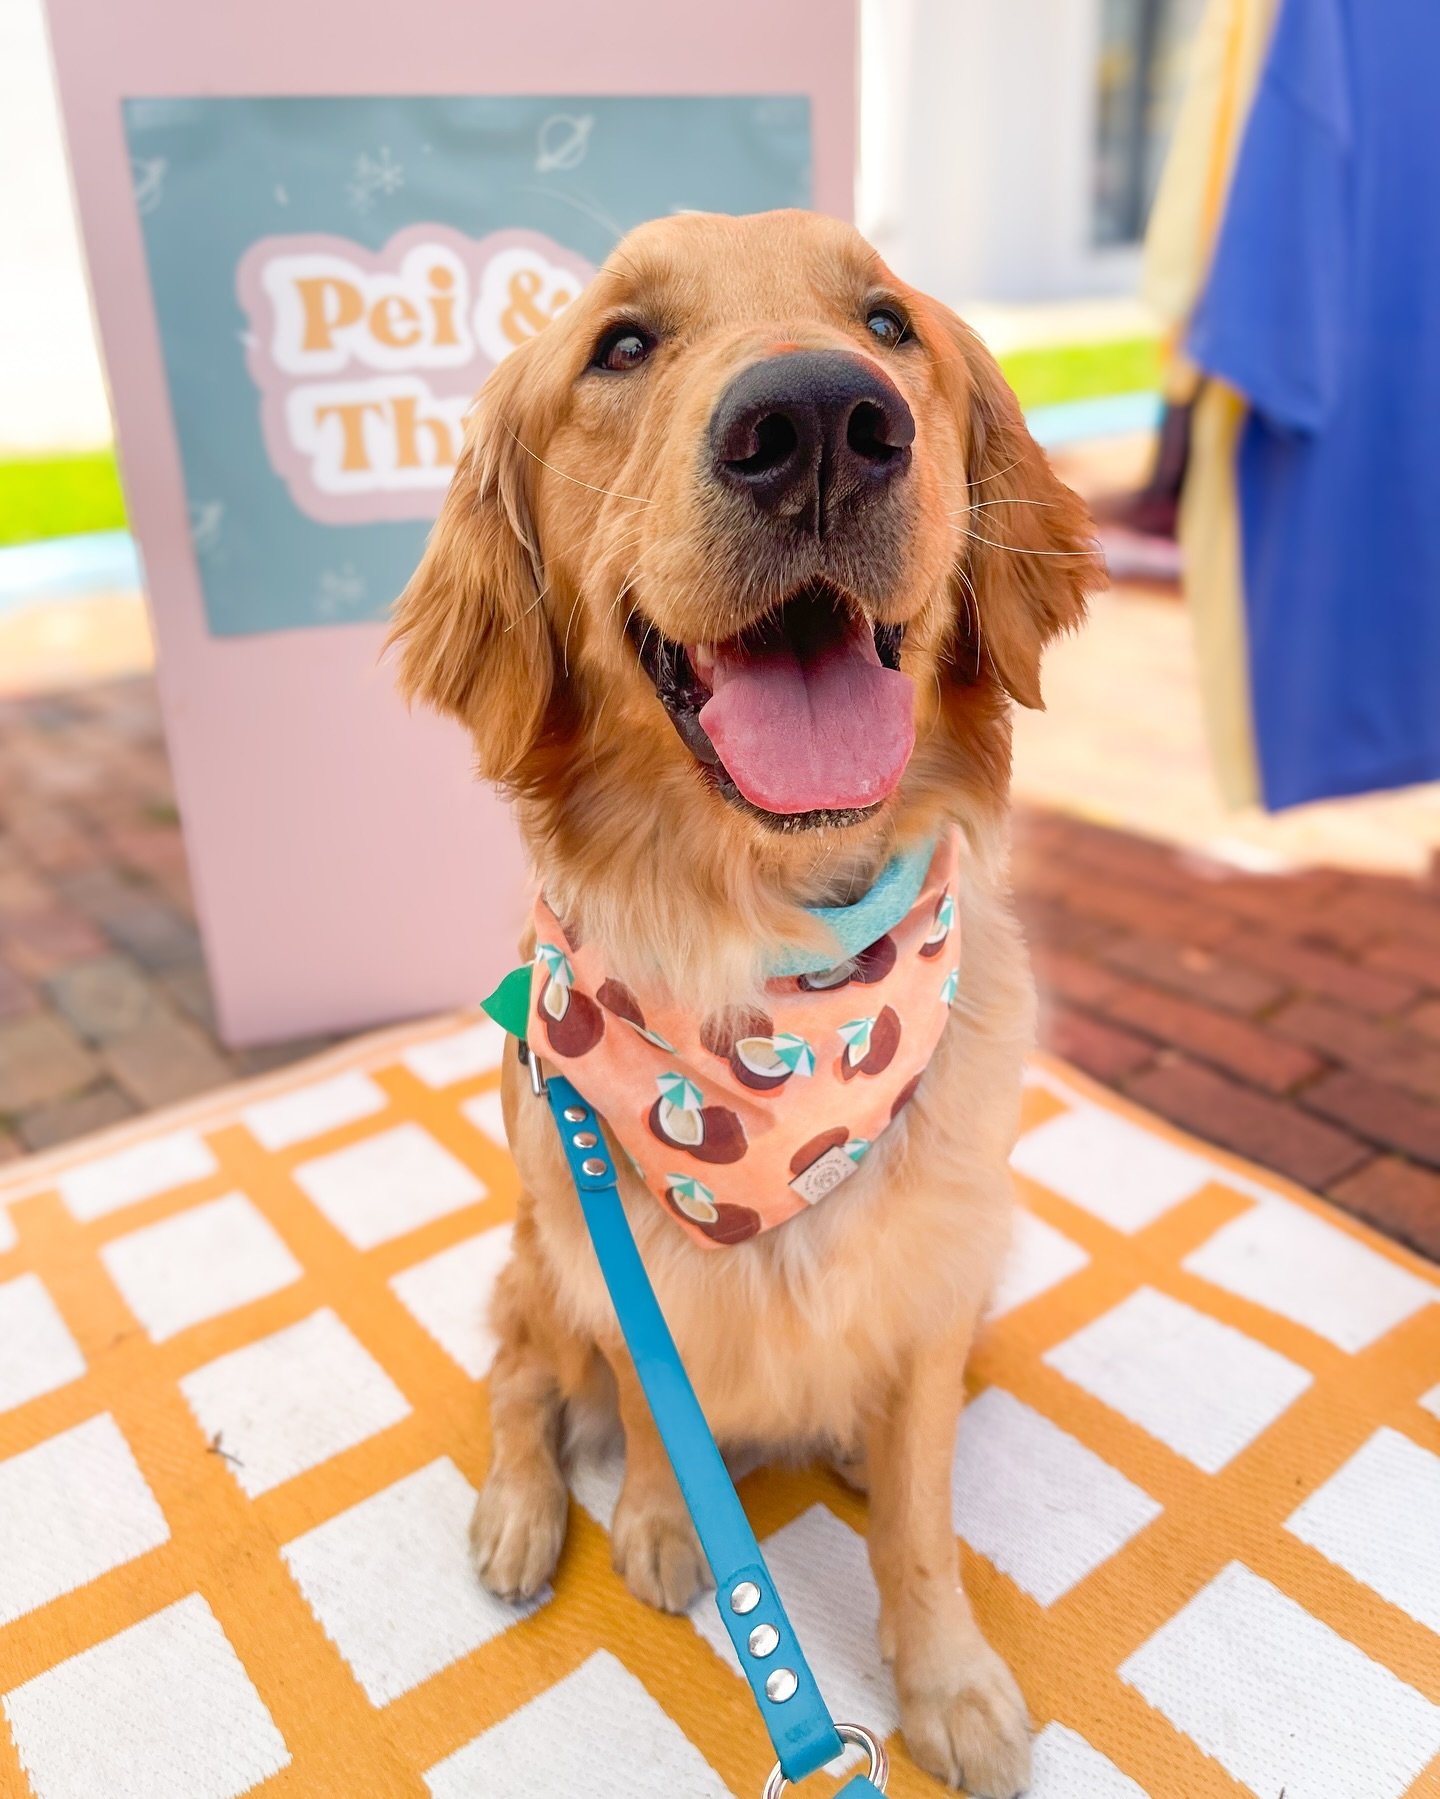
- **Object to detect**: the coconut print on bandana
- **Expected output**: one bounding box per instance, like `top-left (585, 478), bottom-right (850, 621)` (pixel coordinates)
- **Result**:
top-left (528, 833), bottom-right (963, 1248)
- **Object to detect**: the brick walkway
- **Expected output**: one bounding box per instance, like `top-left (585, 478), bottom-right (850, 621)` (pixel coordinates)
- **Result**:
top-left (0, 679), bottom-right (333, 1161)
top-left (3, 675), bottom-right (1439, 1261)
top-left (1016, 809), bottom-right (1440, 1260)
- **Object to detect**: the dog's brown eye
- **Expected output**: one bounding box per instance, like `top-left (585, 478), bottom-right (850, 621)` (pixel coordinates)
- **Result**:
top-left (866, 308), bottom-right (908, 347)
top-left (594, 326), bottom-right (653, 372)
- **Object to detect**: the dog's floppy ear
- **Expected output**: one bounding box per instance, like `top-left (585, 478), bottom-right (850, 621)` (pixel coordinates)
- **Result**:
top-left (389, 349), bottom-right (560, 786)
top-left (927, 305), bottom-right (1103, 709)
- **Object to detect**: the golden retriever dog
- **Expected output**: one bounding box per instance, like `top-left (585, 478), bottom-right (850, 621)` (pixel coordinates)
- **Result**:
top-left (391, 209), bottom-right (1099, 1795)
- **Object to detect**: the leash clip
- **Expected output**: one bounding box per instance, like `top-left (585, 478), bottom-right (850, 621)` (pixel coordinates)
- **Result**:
top-left (763, 1722), bottom-right (889, 1796)
top-left (519, 1038), bottom-right (548, 1098)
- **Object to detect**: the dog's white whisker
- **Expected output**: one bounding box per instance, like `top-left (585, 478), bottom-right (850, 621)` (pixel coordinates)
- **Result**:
top-left (956, 525), bottom-right (1097, 558)
top-left (618, 585), bottom-right (649, 641)
top-left (950, 497), bottom-right (1060, 516)
top-left (501, 422), bottom-right (653, 506)
top-left (504, 577), bottom-right (552, 633)
top-left (969, 450), bottom-right (1032, 488)
top-left (608, 540), bottom-right (657, 636)
top-left (561, 590), bottom-right (586, 677)
top-left (587, 689), bottom-right (614, 776)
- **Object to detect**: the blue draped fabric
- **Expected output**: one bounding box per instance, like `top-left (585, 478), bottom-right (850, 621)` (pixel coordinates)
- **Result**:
top-left (1190, 0), bottom-right (1440, 808)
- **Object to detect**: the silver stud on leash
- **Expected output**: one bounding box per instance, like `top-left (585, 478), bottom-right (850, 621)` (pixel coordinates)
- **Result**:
top-left (764, 1668), bottom-right (798, 1704)
top-left (581, 1156), bottom-right (607, 1177)
top-left (747, 1623), bottom-right (779, 1659)
top-left (730, 1580), bottom-right (761, 1615)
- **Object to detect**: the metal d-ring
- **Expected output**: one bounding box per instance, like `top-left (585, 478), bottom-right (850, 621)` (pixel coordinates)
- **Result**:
top-left (762, 1724), bottom-right (888, 1797)
top-left (525, 1043), bottom-right (548, 1098)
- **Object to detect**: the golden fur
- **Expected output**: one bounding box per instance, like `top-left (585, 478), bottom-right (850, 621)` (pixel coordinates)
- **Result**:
top-left (390, 210), bottom-right (1100, 1795)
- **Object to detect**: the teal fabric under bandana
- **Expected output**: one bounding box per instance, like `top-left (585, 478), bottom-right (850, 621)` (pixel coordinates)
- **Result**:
top-left (769, 837), bottom-right (937, 978)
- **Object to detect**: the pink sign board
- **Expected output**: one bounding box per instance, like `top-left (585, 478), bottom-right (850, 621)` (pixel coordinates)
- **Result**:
top-left (42, 0), bottom-right (856, 1045)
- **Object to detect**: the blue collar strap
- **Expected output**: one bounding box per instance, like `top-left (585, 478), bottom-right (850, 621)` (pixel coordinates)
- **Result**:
top-left (535, 1054), bottom-right (888, 1796)
top-left (770, 837), bottom-right (934, 978)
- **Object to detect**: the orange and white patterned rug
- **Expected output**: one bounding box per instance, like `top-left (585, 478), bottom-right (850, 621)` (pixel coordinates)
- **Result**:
top-left (1, 1016), bottom-right (1437, 1799)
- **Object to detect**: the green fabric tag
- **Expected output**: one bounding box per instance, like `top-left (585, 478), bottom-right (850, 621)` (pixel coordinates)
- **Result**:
top-left (482, 963), bottom-right (532, 1040)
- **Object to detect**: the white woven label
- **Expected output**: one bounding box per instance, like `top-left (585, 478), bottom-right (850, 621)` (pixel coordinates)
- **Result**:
top-left (788, 1145), bottom-right (858, 1206)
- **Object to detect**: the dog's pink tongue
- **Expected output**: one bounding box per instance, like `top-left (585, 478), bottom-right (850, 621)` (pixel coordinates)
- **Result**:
top-left (698, 626), bottom-right (915, 814)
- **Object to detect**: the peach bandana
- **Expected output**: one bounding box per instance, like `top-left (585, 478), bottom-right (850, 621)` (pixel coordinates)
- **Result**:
top-left (527, 833), bottom-right (962, 1248)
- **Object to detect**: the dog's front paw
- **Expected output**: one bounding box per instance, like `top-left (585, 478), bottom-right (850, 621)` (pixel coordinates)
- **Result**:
top-left (612, 1487), bottom-right (709, 1613)
top-left (899, 1634), bottom-right (1031, 1797)
top-left (470, 1467), bottom-right (568, 1602)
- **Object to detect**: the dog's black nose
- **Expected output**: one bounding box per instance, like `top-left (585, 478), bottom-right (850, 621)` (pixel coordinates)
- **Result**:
top-left (710, 350), bottom-right (914, 528)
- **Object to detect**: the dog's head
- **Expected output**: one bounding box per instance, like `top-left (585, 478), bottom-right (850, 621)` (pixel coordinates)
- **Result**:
top-left (393, 210), bottom-right (1099, 852)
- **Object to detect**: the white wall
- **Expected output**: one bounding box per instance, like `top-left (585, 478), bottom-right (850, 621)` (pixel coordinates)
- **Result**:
top-left (860, 0), bottom-right (1142, 306)
top-left (0, 0), bottom-right (110, 453)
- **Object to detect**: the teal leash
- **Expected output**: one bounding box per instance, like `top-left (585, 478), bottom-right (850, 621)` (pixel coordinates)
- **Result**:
top-left (527, 1046), bottom-right (888, 1797)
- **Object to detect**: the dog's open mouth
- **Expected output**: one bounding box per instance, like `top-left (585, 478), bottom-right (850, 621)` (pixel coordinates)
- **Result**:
top-left (633, 583), bottom-right (915, 825)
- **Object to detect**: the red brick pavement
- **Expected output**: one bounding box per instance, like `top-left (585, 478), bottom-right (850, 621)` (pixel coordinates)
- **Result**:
top-left (0, 679), bottom-right (333, 1162)
top-left (1017, 808), bottom-right (1440, 1259)
top-left (3, 677), bottom-right (1439, 1261)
